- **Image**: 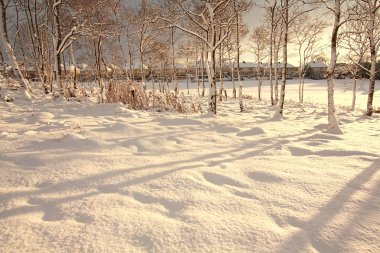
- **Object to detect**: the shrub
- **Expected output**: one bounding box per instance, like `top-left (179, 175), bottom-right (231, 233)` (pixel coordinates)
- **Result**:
top-left (106, 80), bottom-right (201, 113)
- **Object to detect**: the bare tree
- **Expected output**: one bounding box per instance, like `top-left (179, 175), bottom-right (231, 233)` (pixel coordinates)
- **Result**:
top-left (16, 0), bottom-right (49, 89)
top-left (132, 0), bottom-right (163, 90)
top-left (291, 14), bottom-right (328, 103)
top-left (234, 1), bottom-right (249, 112)
top-left (277, 0), bottom-right (316, 116)
top-left (263, 1), bottom-right (284, 105)
top-left (264, 0), bottom-right (280, 105)
top-left (322, 0), bottom-right (354, 133)
top-left (178, 40), bottom-right (196, 95)
top-left (224, 35), bottom-right (237, 98)
top-left (160, 0), bottom-right (251, 114)
top-left (340, 17), bottom-right (370, 110)
top-left (355, 0), bottom-right (380, 116)
top-left (0, 0), bottom-right (32, 96)
top-left (250, 25), bottom-right (269, 101)
top-left (124, 7), bottom-right (139, 81)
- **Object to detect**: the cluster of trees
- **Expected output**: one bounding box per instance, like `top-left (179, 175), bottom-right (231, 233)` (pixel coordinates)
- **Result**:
top-left (0, 0), bottom-right (379, 131)
top-left (0, 0), bottom-right (124, 99)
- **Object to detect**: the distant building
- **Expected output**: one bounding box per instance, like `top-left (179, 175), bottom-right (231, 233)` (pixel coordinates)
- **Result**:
top-left (304, 61), bottom-right (328, 79)
top-left (264, 62), bottom-right (298, 78)
top-left (309, 61), bottom-right (328, 76)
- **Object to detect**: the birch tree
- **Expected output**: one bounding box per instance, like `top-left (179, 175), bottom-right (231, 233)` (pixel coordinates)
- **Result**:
top-left (263, 0), bottom-right (284, 105)
top-left (264, 0), bottom-right (280, 105)
top-left (133, 0), bottom-right (162, 90)
top-left (124, 7), bottom-right (139, 80)
top-left (340, 18), bottom-right (370, 110)
top-left (355, 0), bottom-right (380, 116)
top-left (276, 0), bottom-right (289, 115)
top-left (160, 0), bottom-right (251, 114)
top-left (51, 0), bottom-right (82, 96)
top-left (277, 0), bottom-right (317, 116)
top-left (250, 25), bottom-right (269, 101)
top-left (0, 0), bottom-right (32, 96)
top-left (291, 15), bottom-right (328, 103)
top-left (77, 0), bottom-right (122, 101)
top-left (234, 0), bottom-right (249, 112)
top-left (322, 0), bottom-right (354, 133)
top-left (16, 0), bottom-right (49, 88)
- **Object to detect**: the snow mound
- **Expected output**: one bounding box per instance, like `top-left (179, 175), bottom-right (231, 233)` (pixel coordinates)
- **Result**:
top-left (0, 131), bottom-right (9, 137)
top-left (34, 112), bottom-right (55, 120)
top-left (121, 136), bottom-right (181, 153)
top-left (237, 127), bottom-right (266, 137)
top-left (23, 132), bottom-right (102, 150)
top-left (153, 117), bottom-right (205, 126)
top-left (107, 122), bottom-right (141, 133)
top-left (308, 133), bottom-right (343, 141)
top-left (24, 130), bottom-right (38, 136)
top-left (64, 132), bottom-right (86, 141)
top-left (213, 126), bottom-right (241, 134)
top-left (114, 106), bottom-right (138, 117)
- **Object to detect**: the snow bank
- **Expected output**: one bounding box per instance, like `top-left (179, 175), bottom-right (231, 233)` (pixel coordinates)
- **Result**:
top-left (0, 79), bottom-right (379, 252)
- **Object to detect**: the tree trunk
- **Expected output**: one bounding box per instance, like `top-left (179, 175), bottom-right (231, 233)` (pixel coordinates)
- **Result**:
top-left (186, 66), bottom-right (189, 95)
top-left (196, 47), bottom-right (200, 96)
top-left (201, 45), bottom-right (206, 97)
top-left (274, 46), bottom-right (279, 105)
top-left (95, 36), bottom-right (105, 103)
top-left (140, 51), bottom-right (145, 90)
top-left (258, 78), bottom-right (263, 101)
top-left (301, 74), bottom-right (305, 103)
top-left (326, 0), bottom-right (342, 133)
top-left (298, 48), bottom-right (303, 103)
top-left (277, 0), bottom-right (288, 116)
top-left (236, 15), bottom-right (244, 112)
top-left (70, 44), bottom-right (77, 90)
top-left (232, 65), bottom-right (236, 98)
top-left (171, 26), bottom-right (178, 94)
top-left (218, 28), bottom-right (225, 102)
top-left (367, 7), bottom-right (376, 116)
top-left (352, 77), bottom-right (356, 111)
top-left (52, 0), bottom-right (63, 96)
top-left (209, 29), bottom-right (217, 114)
top-left (151, 69), bottom-right (155, 91)
top-left (269, 39), bottom-right (274, 104)
top-left (128, 47), bottom-right (134, 80)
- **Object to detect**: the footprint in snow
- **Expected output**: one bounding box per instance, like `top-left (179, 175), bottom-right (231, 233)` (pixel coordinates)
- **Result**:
top-left (28, 197), bottom-right (65, 222)
top-left (214, 126), bottom-right (240, 134)
top-left (132, 192), bottom-right (185, 217)
top-left (203, 172), bottom-right (244, 187)
top-left (286, 215), bottom-right (306, 228)
top-left (247, 171), bottom-right (284, 183)
top-left (232, 190), bottom-right (258, 200)
top-left (75, 213), bottom-right (95, 224)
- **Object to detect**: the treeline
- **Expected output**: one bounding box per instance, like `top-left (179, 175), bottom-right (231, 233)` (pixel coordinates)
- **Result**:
top-left (0, 0), bottom-right (379, 132)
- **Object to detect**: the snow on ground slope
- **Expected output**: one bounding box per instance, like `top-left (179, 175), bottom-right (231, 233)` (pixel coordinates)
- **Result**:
top-left (0, 79), bottom-right (379, 252)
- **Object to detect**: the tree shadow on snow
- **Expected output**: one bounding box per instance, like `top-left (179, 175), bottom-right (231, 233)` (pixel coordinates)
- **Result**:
top-left (276, 158), bottom-right (380, 252)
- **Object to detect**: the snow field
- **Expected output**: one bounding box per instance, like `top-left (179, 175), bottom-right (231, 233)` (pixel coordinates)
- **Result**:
top-left (0, 78), bottom-right (379, 252)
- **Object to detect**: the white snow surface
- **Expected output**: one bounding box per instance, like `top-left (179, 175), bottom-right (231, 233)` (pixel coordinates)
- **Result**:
top-left (0, 78), bottom-right (379, 253)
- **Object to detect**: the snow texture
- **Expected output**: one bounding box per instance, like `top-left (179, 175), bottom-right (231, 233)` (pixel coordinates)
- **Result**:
top-left (0, 78), bottom-right (379, 252)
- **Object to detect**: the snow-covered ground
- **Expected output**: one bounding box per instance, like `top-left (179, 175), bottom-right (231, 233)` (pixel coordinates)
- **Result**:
top-left (0, 78), bottom-right (379, 252)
